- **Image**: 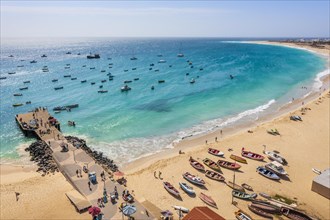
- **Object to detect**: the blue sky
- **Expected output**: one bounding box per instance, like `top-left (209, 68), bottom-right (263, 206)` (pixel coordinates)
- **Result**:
top-left (1, 1), bottom-right (329, 38)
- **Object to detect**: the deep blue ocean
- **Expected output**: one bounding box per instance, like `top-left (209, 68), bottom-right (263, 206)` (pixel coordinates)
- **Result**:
top-left (0, 38), bottom-right (327, 164)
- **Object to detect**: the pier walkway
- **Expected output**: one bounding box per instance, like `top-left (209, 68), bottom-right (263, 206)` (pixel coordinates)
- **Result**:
top-left (16, 108), bottom-right (156, 220)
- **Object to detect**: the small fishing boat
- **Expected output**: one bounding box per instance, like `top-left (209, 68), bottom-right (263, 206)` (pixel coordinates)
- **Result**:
top-left (226, 181), bottom-right (245, 192)
top-left (134, 78), bottom-right (139, 81)
top-left (101, 80), bottom-right (107, 83)
top-left (130, 57), bottom-right (137, 60)
top-left (30, 60), bottom-right (37, 63)
top-left (248, 205), bottom-right (273, 219)
top-left (163, 182), bottom-right (180, 197)
top-left (232, 190), bottom-right (257, 200)
top-left (54, 87), bottom-right (64, 90)
top-left (151, 86), bottom-right (155, 90)
top-left (199, 192), bottom-right (217, 208)
top-left (13, 103), bottom-right (23, 107)
top-left (256, 166), bottom-right (280, 180)
top-left (101, 70), bottom-right (106, 72)
top-left (182, 172), bottom-right (205, 186)
top-left (13, 93), bottom-right (23, 96)
top-left (41, 54), bottom-right (47, 58)
top-left (17, 65), bottom-right (24, 67)
top-left (157, 54), bottom-right (163, 57)
top-left (179, 182), bottom-right (195, 195)
top-left (23, 81), bottom-right (31, 84)
top-left (99, 85), bottom-right (103, 89)
top-left (150, 63), bottom-right (155, 66)
top-left (241, 148), bottom-right (264, 161)
top-left (71, 77), bottom-right (77, 80)
top-left (9, 55), bottom-right (14, 57)
top-left (281, 207), bottom-right (312, 220)
top-left (124, 69), bottom-right (128, 72)
top-left (66, 52), bottom-right (71, 54)
top-left (312, 168), bottom-right (322, 175)
top-left (241, 183), bottom-right (253, 191)
top-left (259, 192), bottom-right (272, 199)
top-left (264, 151), bottom-right (287, 165)
top-left (208, 148), bottom-right (224, 157)
top-left (87, 53), bottom-right (100, 59)
top-left (124, 80), bottom-right (132, 83)
top-left (158, 80), bottom-right (165, 83)
top-left (81, 80), bottom-right (87, 83)
top-left (64, 75), bottom-right (71, 78)
top-left (251, 202), bottom-right (281, 214)
top-left (154, 69), bottom-right (159, 72)
top-left (26, 101), bottom-right (31, 104)
top-left (203, 158), bottom-right (221, 172)
top-left (177, 53), bottom-right (184, 57)
top-left (189, 158), bottom-right (205, 172)
top-left (205, 170), bottom-right (225, 182)
top-left (98, 90), bottom-right (108, 93)
top-left (235, 210), bottom-right (252, 220)
top-left (265, 161), bottom-right (287, 176)
top-left (19, 87), bottom-right (28, 90)
top-left (217, 159), bottom-right (241, 170)
top-left (8, 72), bottom-right (16, 75)
top-left (90, 67), bottom-right (95, 70)
top-left (68, 121), bottom-right (76, 126)
top-left (0, 77), bottom-right (7, 80)
top-left (190, 78), bottom-right (195, 84)
top-left (172, 206), bottom-right (189, 213)
top-left (91, 82), bottom-right (95, 85)
top-left (158, 59), bottom-right (166, 63)
top-left (200, 68), bottom-right (204, 71)
top-left (230, 154), bottom-right (247, 164)
top-left (132, 67), bottom-right (137, 70)
top-left (121, 85), bottom-right (131, 92)
top-left (290, 115), bottom-right (302, 121)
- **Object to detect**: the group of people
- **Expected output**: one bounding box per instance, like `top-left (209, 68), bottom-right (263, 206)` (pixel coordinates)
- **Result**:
top-left (76, 169), bottom-right (83, 178)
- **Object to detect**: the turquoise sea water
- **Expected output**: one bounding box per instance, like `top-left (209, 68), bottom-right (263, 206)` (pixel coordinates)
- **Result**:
top-left (0, 38), bottom-right (327, 164)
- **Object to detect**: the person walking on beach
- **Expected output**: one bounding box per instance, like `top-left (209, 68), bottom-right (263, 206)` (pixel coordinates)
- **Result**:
top-left (15, 192), bottom-right (20, 201)
top-left (79, 169), bottom-right (82, 177)
top-left (88, 181), bottom-right (91, 191)
top-left (154, 171), bottom-right (157, 178)
top-left (158, 171), bottom-right (162, 179)
top-left (205, 140), bottom-right (208, 144)
top-left (215, 137), bottom-right (218, 142)
top-left (76, 169), bottom-right (79, 177)
top-left (220, 130), bottom-right (223, 135)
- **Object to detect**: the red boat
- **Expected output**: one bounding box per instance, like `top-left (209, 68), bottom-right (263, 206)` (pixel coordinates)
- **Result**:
top-left (189, 158), bottom-right (205, 172)
top-left (281, 207), bottom-right (312, 220)
top-left (217, 159), bottom-right (241, 170)
top-left (199, 192), bottom-right (217, 208)
top-left (241, 148), bottom-right (264, 161)
top-left (163, 182), bottom-right (180, 197)
top-left (208, 148), bottom-right (224, 157)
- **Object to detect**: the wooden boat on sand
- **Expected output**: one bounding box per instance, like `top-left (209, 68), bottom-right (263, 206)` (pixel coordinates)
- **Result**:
top-left (179, 182), bottom-right (195, 195)
top-left (256, 166), bottom-right (280, 180)
top-left (199, 192), bottom-right (217, 208)
top-left (163, 182), bottom-right (180, 197)
top-left (242, 183), bottom-right (253, 191)
top-left (217, 159), bottom-right (241, 170)
top-left (235, 210), bottom-right (252, 220)
top-left (264, 150), bottom-right (287, 165)
top-left (227, 181), bottom-right (245, 192)
top-left (281, 207), bottom-right (312, 220)
top-left (232, 190), bottom-right (257, 200)
top-left (208, 148), bottom-right (224, 157)
top-left (251, 202), bottom-right (281, 214)
top-left (265, 161), bottom-right (287, 176)
top-left (248, 205), bottom-right (273, 219)
top-left (205, 170), bottom-right (225, 182)
top-left (189, 158), bottom-right (205, 172)
top-left (241, 148), bottom-right (264, 161)
top-left (182, 172), bottom-right (205, 186)
top-left (203, 158), bottom-right (221, 172)
top-left (230, 154), bottom-right (247, 164)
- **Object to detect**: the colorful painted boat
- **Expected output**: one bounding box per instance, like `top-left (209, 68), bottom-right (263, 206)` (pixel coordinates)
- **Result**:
top-left (281, 207), bottom-right (312, 220)
top-left (208, 148), bottom-right (224, 157)
top-left (230, 154), bottom-right (247, 164)
top-left (235, 210), bottom-right (252, 220)
top-left (189, 158), bottom-right (205, 172)
top-left (205, 170), bottom-right (225, 182)
top-left (241, 148), bottom-right (264, 161)
top-left (182, 172), bottom-right (205, 186)
top-left (256, 166), bottom-right (280, 180)
top-left (203, 158), bottom-right (221, 172)
top-left (264, 150), bottom-right (287, 165)
top-left (199, 192), bottom-right (217, 208)
top-left (179, 182), bottom-right (195, 195)
top-left (163, 182), bottom-right (180, 197)
top-left (217, 159), bottom-right (241, 170)
top-left (248, 205), bottom-right (273, 219)
top-left (251, 202), bottom-right (281, 214)
top-left (232, 190), bottom-right (257, 200)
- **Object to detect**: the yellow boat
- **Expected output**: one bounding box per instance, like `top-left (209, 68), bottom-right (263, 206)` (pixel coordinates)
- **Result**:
top-left (203, 158), bottom-right (221, 172)
top-left (230, 154), bottom-right (247, 164)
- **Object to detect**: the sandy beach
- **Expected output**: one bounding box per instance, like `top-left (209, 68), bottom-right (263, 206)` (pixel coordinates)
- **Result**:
top-left (1, 41), bottom-right (329, 219)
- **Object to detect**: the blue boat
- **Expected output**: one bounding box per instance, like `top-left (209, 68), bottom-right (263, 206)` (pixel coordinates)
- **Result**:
top-left (256, 166), bottom-right (280, 180)
top-left (179, 182), bottom-right (195, 195)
